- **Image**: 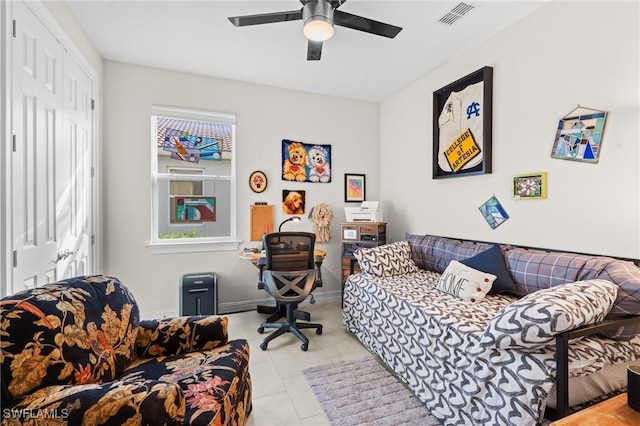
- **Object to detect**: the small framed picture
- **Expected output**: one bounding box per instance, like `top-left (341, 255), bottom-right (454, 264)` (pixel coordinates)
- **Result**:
top-left (343, 229), bottom-right (358, 240)
top-left (344, 174), bottom-right (366, 202)
top-left (479, 195), bottom-right (509, 229)
top-left (249, 170), bottom-right (268, 193)
top-left (512, 172), bottom-right (547, 200)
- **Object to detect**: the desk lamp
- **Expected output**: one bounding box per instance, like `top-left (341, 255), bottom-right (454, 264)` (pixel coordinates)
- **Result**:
top-left (278, 216), bottom-right (301, 232)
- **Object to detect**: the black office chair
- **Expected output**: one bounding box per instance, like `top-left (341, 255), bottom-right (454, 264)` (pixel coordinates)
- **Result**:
top-left (257, 232), bottom-right (323, 351)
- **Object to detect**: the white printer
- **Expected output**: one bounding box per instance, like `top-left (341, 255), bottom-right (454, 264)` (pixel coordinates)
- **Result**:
top-left (344, 201), bottom-right (384, 222)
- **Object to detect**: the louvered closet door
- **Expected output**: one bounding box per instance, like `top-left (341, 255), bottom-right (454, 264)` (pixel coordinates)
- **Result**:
top-left (11, 1), bottom-right (94, 292)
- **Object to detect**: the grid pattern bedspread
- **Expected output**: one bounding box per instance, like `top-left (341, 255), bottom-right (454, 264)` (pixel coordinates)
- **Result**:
top-left (342, 270), bottom-right (640, 426)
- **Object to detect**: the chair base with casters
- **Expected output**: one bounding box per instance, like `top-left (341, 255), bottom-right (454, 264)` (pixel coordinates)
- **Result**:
top-left (258, 301), bottom-right (322, 351)
top-left (257, 301), bottom-right (312, 323)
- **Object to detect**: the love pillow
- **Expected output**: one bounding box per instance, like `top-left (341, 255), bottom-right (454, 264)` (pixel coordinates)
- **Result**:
top-left (436, 261), bottom-right (496, 303)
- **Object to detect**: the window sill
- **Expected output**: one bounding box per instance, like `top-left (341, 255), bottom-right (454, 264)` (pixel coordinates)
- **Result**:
top-left (147, 240), bottom-right (240, 255)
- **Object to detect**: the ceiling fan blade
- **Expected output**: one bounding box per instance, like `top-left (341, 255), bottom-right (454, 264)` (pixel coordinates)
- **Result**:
top-left (307, 40), bottom-right (323, 61)
top-left (228, 10), bottom-right (303, 27)
top-left (334, 10), bottom-right (402, 38)
top-left (328, 0), bottom-right (348, 8)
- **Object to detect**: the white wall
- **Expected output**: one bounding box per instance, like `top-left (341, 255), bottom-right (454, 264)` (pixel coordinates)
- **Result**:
top-left (103, 61), bottom-right (378, 316)
top-left (380, 0), bottom-right (640, 258)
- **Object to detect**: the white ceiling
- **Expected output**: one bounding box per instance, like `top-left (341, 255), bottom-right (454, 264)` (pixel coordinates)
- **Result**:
top-left (64, 0), bottom-right (547, 102)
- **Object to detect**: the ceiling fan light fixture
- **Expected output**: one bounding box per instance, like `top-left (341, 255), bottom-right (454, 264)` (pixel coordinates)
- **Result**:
top-left (304, 18), bottom-right (334, 41)
top-left (303, 0), bottom-right (335, 42)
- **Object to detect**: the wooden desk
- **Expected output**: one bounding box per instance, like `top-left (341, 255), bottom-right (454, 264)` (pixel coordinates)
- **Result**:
top-left (550, 394), bottom-right (640, 425)
top-left (238, 249), bottom-right (326, 266)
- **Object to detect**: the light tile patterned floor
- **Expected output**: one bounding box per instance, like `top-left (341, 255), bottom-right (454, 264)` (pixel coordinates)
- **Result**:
top-left (226, 300), bottom-right (372, 426)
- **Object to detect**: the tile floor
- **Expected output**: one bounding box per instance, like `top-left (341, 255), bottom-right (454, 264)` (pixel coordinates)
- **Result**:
top-left (225, 300), bottom-right (373, 426)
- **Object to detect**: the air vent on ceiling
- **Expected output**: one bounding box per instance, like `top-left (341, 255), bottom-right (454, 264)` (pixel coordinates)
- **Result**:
top-left (439, 2), bottom-right (475, 26)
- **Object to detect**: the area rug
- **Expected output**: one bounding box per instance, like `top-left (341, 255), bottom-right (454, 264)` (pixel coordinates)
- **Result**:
top-left (302, 356), bottom-right (440, 426)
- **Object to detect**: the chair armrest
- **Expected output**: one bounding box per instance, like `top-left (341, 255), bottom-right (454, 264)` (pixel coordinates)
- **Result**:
top-left (2, 380), bottom-right (184, 424)
top-left (136, 315), bottom-right (228, 358)
top-left (257, 257), bottom-right (266, 289)
top-left (314, 255), bottom-right (324, 287)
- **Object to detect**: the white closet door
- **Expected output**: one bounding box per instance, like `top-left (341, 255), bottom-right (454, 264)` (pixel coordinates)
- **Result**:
top-left (12, 1), bottom-right (64, 290)
top-left (57, 49), bottom-right (93, 279)
top-left (11, 1), bottom-right (94, 291)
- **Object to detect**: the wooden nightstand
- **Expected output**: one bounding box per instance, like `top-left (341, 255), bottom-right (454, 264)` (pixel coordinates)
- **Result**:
top-left (550, 394), bottom-right (640, 425)
top-left (340, 222), bottom-right (387, 283)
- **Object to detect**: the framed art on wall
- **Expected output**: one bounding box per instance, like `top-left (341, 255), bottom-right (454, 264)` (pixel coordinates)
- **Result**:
top-left (512, 172), bottom-right (547, 200)
top-left (479, 195), bottom-right (509, 229)
top-left (433, 66), bottom-right (493, 179)
top-left (344, 174), bottom-right (366, 202)
top-left (550, 106), bottom-right (607, 163)
top-left (281, 139), bottom-right (332, 183)
top-left (249, 170), bottom-right (268, 193)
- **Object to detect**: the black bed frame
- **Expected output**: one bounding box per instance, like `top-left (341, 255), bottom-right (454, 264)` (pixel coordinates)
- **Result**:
top-left (551, 315), bottom-right (640, 419)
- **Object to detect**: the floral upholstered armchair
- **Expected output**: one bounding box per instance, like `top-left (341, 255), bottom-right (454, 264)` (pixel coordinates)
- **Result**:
top-left (0, 275), bottom-right (251, 425)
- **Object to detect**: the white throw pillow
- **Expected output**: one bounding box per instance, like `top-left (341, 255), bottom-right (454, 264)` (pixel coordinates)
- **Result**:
top-left (436, 260), bottom-right (496, 303)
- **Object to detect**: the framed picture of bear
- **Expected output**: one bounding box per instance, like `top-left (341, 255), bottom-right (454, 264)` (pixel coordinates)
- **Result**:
top-left (433, 66), bottom-right (493, 179)
top-left (281, 139), bottom-right (332, 183)
top-left (344, 174), bottom-right (366, 202)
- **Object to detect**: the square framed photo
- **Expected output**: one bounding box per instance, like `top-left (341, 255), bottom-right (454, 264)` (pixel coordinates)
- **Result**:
top-left (478, 195), bottom-right (509, 229)
top-left (512, 172), bottom-right (547, 200)
top-left (344, 174), bottom-right (365, 202)
top-left (551, 110), bottom-right (607, 163)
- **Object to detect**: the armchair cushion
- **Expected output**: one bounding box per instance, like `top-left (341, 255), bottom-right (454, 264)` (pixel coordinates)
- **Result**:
top-left (135, 316), bottom-right (228, 358)
top-left (122, 339), bottom-right (252, 426)
top-left (482, 279), bottom-right (618, 349)
top-left (2, 379), bottom-right (184, 424)
top-left (0, 275), bottom-right (139, 404)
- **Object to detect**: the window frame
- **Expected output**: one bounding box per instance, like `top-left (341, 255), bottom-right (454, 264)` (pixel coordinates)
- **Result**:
top-left (149, 105), bottom-right (239, 254)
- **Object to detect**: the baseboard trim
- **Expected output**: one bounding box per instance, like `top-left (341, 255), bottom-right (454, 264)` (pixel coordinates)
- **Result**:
top-left (140, 290), bottom-right (342, 319)
top-left (218, 290), bottom-right (342, 314)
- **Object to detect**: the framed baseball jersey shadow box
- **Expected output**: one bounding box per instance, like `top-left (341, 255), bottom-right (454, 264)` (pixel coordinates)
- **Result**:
top-left (433, 66), bottom-right (493, 179)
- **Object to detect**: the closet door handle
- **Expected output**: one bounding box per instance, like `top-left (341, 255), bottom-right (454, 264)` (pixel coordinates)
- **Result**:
top-left (56, 249), bottom-right (78, 262)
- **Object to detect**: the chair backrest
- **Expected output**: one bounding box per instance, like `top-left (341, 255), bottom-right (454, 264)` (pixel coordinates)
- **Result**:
top-left (263, 232), bottom-right (316, 271)
top-left (262, 269), bottom-right (317, 303)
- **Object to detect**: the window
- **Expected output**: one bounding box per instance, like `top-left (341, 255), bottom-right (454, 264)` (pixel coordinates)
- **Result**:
top-left (150, 106), bottom-right (237, 253)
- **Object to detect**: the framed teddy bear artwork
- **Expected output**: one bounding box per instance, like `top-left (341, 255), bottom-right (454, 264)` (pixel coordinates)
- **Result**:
top-left (281, 139), bottom-right (331, 183)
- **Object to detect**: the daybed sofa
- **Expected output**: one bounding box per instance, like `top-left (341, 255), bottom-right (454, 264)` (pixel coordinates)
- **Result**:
top-left (342, 234), bottom-right (640, 425)
top-left (0, 275), bottom-right (252, 425)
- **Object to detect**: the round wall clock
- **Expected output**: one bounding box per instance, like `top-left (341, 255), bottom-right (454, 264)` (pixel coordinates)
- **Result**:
top-left (249, 171), bottom-right (268, 193)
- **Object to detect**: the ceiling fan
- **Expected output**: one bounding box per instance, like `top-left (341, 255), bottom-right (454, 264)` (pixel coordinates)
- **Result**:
top-left (228, 0), bottom-right (402, 61)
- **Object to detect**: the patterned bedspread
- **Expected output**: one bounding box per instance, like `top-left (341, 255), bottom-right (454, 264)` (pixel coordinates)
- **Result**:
top-left (342, 270), bottom-right (640, 425)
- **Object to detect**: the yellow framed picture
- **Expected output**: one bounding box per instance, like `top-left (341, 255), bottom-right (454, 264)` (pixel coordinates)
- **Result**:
top-left (512, 172), bottom-right (547, 200)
